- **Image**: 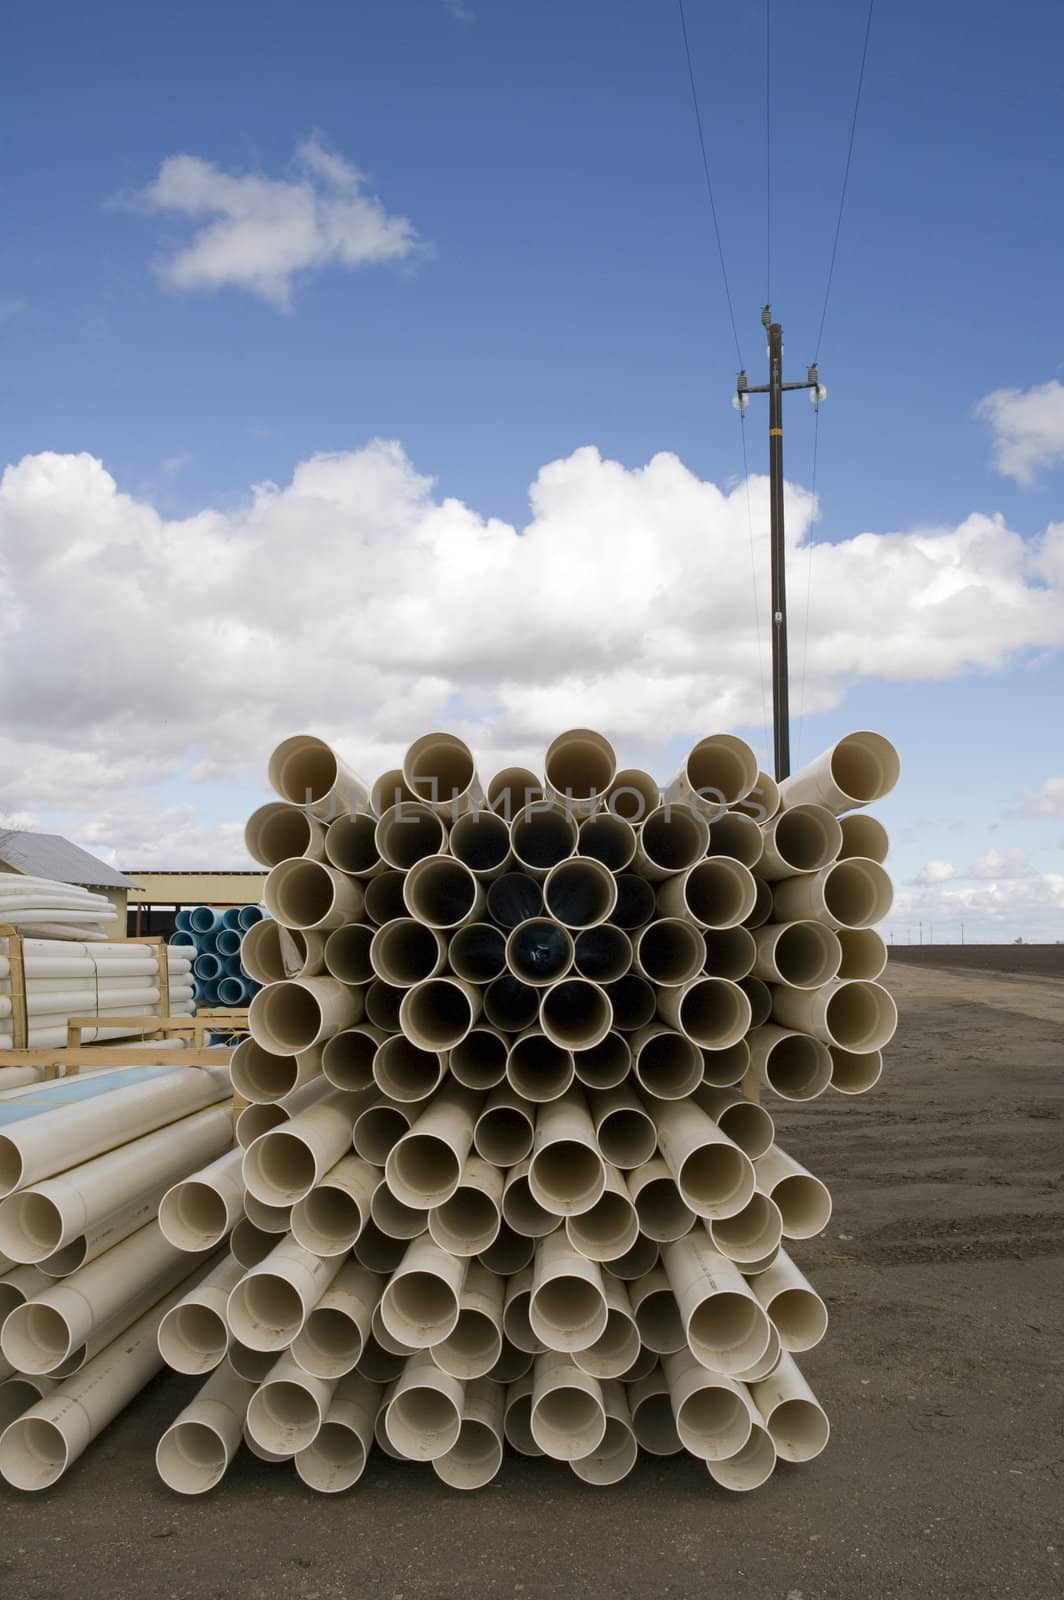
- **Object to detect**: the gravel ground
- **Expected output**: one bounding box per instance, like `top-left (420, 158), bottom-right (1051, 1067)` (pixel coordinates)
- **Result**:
top-left (2, 953), bottom-right (1062, 1600)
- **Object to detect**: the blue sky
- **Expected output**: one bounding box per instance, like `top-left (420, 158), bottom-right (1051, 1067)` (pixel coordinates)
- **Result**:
top-left (1, 0), bottom-right (1062, 940)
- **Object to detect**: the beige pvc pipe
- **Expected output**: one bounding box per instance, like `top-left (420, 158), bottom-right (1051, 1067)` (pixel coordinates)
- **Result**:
top-left (543, 856), bottom-right (618, 930)
top-left (245, 801), bottom-right (327, 868)
top-left (472, 1084), bottom-right (535, 1166)
top-left (430, 1262), bottom-right (504, 1381)
top-left (626, 1158), bottom-right (695, 1243)
top-left (571, 1273), bottom-right (640, 1380)
top-left (0, 1271), bottom-right (198, 1490)
top-left (229, 1038), bottom-right (322, 1105)
top-left (732, 769), bottom-right (780, 824)
top-left (487, 765), bottom-right (545, 815)
top-left (433, 1378), bottom-right (505, 1490)
top-left (268, 733), bottom-right (369, 820)
top-left (700, 1036), bottom-right (753, 1089)
top-left (505, 919), bottom-right (575, 987)
top-left (738, 976), bottom-right (772, 1028)
top-left (33, 1190), bottom-right (158, 1279)
top-left (402, 731), bottom-right (482, 817)
top-left (385, 1350), bottom-right (464, 1460)
top-left (374, 801), bottom-right (448, 871)
top-left (543, 728), bottom-right (616, 817)
top-left (477, 1222), bottom-right (535, 1276)
top-left (371, 768), bottom-right (417, 813)
top-left (448, 1025), bottom-right (509, 1091)
top-left (0, 1263), bottom-right (49, 1325)
top-left (0, 1375), bottom-right (54, 1430)
top-left (604, 768), bottom-right (659, 824)
top-left (365, 981), bottom-right (404, 1029)
top-left (229, 1218), bottom-right (276, 1269)
top-left (353, 1096), bottom-right (413, 1165)
top-left (227, 1235), bottom-right (344, 1351)
top-left (629, 1264), bottom-right (685, 1355)
top-left (448, 924), bottom-right (507, 988)
top-left (403, 856), bottom-right (484, 931)
top-left (571, 1028), bottom-right (631, 1090)
top-left (374, 1385), bottom-right (404, 1458)
top-left (539, 977), bottom-right (613, 1051)
top-left (0, 1104), bottom-right (233, 1264)
top-left (294, 1371), bottom-right (380, 1491)
top-left (633, 804), bottom-right (710, 884)
top-left (772, 977), bottom-right (897, 1052)
top-left (779, 730), bottom-right (900, 815)
top-left (750, 1351), bottom-right (830, 1461)
top-left (589, 1082), bottom-right (657, 1170)
top-left (448, 809), bottom-right (513, 879)
top-left (501, 1265), bottom-right (546, 1358)
top-left (656, 858), bottom-right (757, 930)
top-left (529, 1089), bottom-right (606, 1218)
top-left (772, 856), bottom-right (894, 930)
top-left (706, 810), bottom-right (764, 869)
top-left (531, 1350), bottom-right (606, 1459)
top-left (249, 977), bottom-right (363, 1055)
top-left (657, 977), bottom-right (752, 1051)
top-left (262, 858), bottom-right (364, 934)
top-left (753, 1146), bottom-right (832, 1239)
top-left (322, 924), bottom-right (373, 986)
top-left (631, 1024), bottom-right (704, 1100)
top-left (157, 1147), bottom-right (245, 1253)
top-left (662, 1346), bottom-right (753, 1461)
top-left (830, 1044), bottom-right (883, 1095)
top-left (608, 874), bottom-right (657, 932)
top-left (363, 870), bottom-right (410, 926)
top-left (571, 925), bottom-right (633, 986)
top-left (503, 1368), bottom-right (545, 1456)
top-left (157, 1254), bottom-right (243, 1375)
top-left (321, 1024), bottom-right (385, 1093)
top-left (324, 810), bottom-right (384, 879)
top-left (578, 811), bottom-right (637, 872)
top-left (706, 1420), bottom-right (777, 1491)
top-left (290, 1153), bottom-right (378, 1256)
top-left (652, 1097), bottom-right (755, 1220)
top-left (743, 876), bottom-right (774, 930)
top-left (373, 1035), bottom-right (447, 1103)
top-left (371, 1175), bottom-right (428, 1241)
top-left (752, 921), bottom-right (842, 989)
top-left (529, 1230), bottom-right (608, 1352)
top-left (482, 973), bottom-right (539, 1032)
top-left (356, 1332), bottom-right (404, 1385)
top-left (564, 1163), bottom-right (639, 1263)
top-left (671, 734), bottom-right (759, 814)
top-left (243, 1194), bottom-right (292, 1235)
top-left (708, 1190), bottom-right (784, 1271)
top-left (245, 1352), bottom-right (338, 1457)
top-left (242, 1090), bottom-right (364, 1207)
top-left (400, 977), bottom-right (481, 1052)
top-left (837, 927), bottom-right (888, 981)
top-left (748, 1025), bottom-right (833, 1102)
top-left (702, 925), bottom-right (757, 980)
top-left (569, 1379), bottom-right (637, 1485)
top-left (353, 1221), bottom-right (406, 1275)
top-left (749, 1250), bottom-right (828, 1352)
top-left (694, 1085), bottom-right (775, 1160)
top-left (290, 1260), bottom-right (382, 1380)
top-left (838, 811), bottom-right (889, 863)
top-left (510, 800), bottom-right (580, 878)
top-left (663, 1233), bottom-right (772, 1375)
top-left (759, 804), bottom-right (843, 882)
top-left (633, 918), bottom-right (706, 987)
top-left (235, 1077), bottom-right (333, 1151)
top-left (379, 1232), bottom-right (468, 1350)
top-left (385, 1082), bottom-right (481, 1210)
top-left (239, 919), bottom-right (295, 985)
top-left (501, 1160), bottom-right (562, 1242)
top-left (627, 1365), bottom-right (683, 1455)
top-left (604, 1231), bottom-right (660, 1282)
top-left (156, 1362), bottom-right (255, 1495)
top-left (506, 1028), bottom-right (575, 1103)
top-left (429, 1156), bottom-right (503, 1257)
top-left (0, 1066), bottom-right (230, 1201)
top-left (733, 1317), bottom-right (782, 1381)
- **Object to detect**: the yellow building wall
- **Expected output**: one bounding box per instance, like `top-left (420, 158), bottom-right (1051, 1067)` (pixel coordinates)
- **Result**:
top-left (126, 872), bottom-right (266, 907)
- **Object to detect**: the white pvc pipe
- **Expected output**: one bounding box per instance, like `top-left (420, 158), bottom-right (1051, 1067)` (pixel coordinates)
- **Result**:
top-left (737, 977), bottom-right (772, 1029)
top-left (571, 925), bottom-right (633, 987)
top-left (268, 733), bottom-right (370, 819)
top-left (242, 1089), bottom-right (364, 1207)
top-left (379, 1233), bottom-right (468, 1350)
top-left (543, 727), bottom-right (616, 817)
top-left (363, 872), bottom-right (412, 928)
top-left (571, 1273), bottom-right (640, 1380)
top-left (321, 1024), bottom-right (384, 1092)
top-left (749, 1249), bottom-right (829, 1352)
top-left (662, 1232), bottom-right (772, 1375)
top-left (779, 730), bottom-right (900, 815)
top-left (747, 1025), bottom-right (833, 1102)
top-left (290, 1153), bottom-right (378, 1256)
top-left (294, 1371), bottom-right (380, 1491)
top-left (402, 856), bottom-right (484, 930)
top-left (372, 912), bottom-right (448, 987)
top-left (373, 1035), bottom-right (446, 1103)
top-left (706, 1420), bottom-right (777, 1491)
top-left (156, 1362), bottom-right (255, 1495)
top-left (629, 1265), bottom-right (686, 1355)
top-left (510, 801), bottom-right (579, 878)
top-left (448, 809), bottom-right (513, 879)
top-left (569, 1378), bottom-right (637, 1484)
top-left (505, 918), bottom-right (574, 988)
top-left (245, 801), bottom-right (327, 868)
top-left (578, 811), bottom-right (637, 872)
top-left (588, 1082), bottom-right (656, 1171)
top-left (772, 978), bottom-right (897, 1052)
top-left (753, 1146), bottom-right (833, 1239)
top-left (476, 1222), bottom-right (534, 1277)
top-left (752, 921), bottom-right (842, 989)
top-left (157, 1254), bottom-right (244, 1375)
top-left (371, 1177), bottom-right (429, 1241)
top-left (226, 1235), bottom-right (345, 1351)
top-left (399, 977), bottom-right (481, 1052)
top-left (229, 1218), bottom-right (277, 1269)
top-left (693, 1085), bottom-right (775, 1160)
top-left (542, 856), bottom-right (618, 930)
top-left (671, 734), bottom-right (758, 814)
top-left (701, 925), bottom-right (757, 980)
top-left (353, 1221), bottom-right (406, 1275)
top-left (750, 1350), bottom-right (830, 1461)
top-left (732, 769), bottom-right (780, 824)
top-left (633, 804), bottom-right (710, 884)
top-left (772, 856), bottom-right (894, 930)
top-left (530, 1350), bottom-right (606, 1459)
top-left (626, 1158), bottom-right (695, 1243)
top-left (564, 1162), bottom-right (638, 1263)
top-left (502, 1265), bottom-right (547, 1354)
top-left (472, 1084), bottom-right (535, 1166)
top-left (430, 1262), bottom-right (504, 1381)
top-left (384, 1350), bottom-right (464, 1460)
top-left (571, 1029), bottom-right (631, 1091)
top-left (364, 980), bottom-right (403, 1031)
top-left (501, 1159), bottom-right (561, 1242)
top-left (656, 977), bottom-right (752, 1051)
top-left (235, 1076), bottom-right (333, 1151)
top-left (371, 767), bottom-right (417, 813)
top-left (662, 1346), bottom-right (753, 1461)
top-left (262, 858), bottom-right (364, 932)
top-left (158, 1146), bottom-right (246, 1253)
top-left (502, 1368), bottom-right (545, 1456)
top-left (627, 1365), bottom-right (683, 1455)
top-left (385, 1082), bottom-right (480, 1210)
top-left (433, 1375), bottom-right (505, 1489)
top-left (0, 1374), bottom-right (54, 1429)
top-left (447, 1025), bottom-right (509, 1091)
top-left (539, 977), bottom-right (612, 1051)
top-left (759, 803), bottom-right (843, 881)
top-left (243, 1194), bottom-right (292, 1234)
top-left (838, 811), bottom-right (889, 863)
top-left (633, 918), bottom-right (706, 987)
top-left (448, 924), bottom-right (507, 988)
top-left (355, 1333), bottom-right (404, 1385)
top-left (482, 973), bottom-right (540, 1032)
top-left (245, 1351), bottom-right (338, 1457)
top-left (241, 919), bottom-right (313, 985)
top-left (352, 1096), bottom-right (413, 1165)
top-left (506, 1028), bottom-right (574, 1103)
top-left (602, 767), bottom-right (659, 824)
top-left (631, 1024), bottom-right (704, 1100)
top-left (374, 802), bottom-right (448, 871)
top-left (249, 977), bottom-right (362, 1055)
top-left (705, 810), bottom-right (764, 869)
top-left (324, 811), bottom-right (385, 880)
top-left (830, 1044), bottom-right (883, 1095)
top-left (229, 1037), bottom-right (322, 1105)
top-left (428, 1155), bottom-right (503, 1257)
top-left (402, 731), bottom-right (482, 817)
top-left (708, 1190), bottom-right (784, 1271)
top-left (486, 766), bottom-right (545, 816)
top-left (322, 923), bottom-right (374, 985)
top-left (837, 927), bottom-right (888, 981)
top-left (651, 1097), bottom-right (755, 1220)
top-left (291, 1260), bottom-right (382, 1380)
top-left (603, 1231), bottom-right (659, 1282)
top-left (528, 1090), bottom-right (605, 1218)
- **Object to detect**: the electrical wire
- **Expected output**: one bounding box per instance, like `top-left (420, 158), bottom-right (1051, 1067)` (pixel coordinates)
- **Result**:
top-left (813, 0), bottom-right (875, 359)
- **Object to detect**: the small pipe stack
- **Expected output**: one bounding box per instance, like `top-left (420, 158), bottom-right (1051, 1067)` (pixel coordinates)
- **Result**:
top-left (168, 905), bottom-right (265, 1010)
top-left (0, 1064), bottom-right (233, 1488)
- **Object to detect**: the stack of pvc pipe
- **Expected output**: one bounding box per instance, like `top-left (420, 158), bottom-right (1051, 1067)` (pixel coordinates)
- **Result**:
top-left (0, 875), bottom-right (121, 941)
top-left (153, 727), bottom-right (898, 1496)
top-left (169, 906), bottom-right (265, 1010)
top-left (0, 1063), bottom-right (233, 1489)
top-left (0, 937), bottom-right (196, 1066)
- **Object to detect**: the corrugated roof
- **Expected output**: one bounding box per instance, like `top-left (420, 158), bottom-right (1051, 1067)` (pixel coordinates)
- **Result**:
top-left (0, 830), bottom-right (135, 890)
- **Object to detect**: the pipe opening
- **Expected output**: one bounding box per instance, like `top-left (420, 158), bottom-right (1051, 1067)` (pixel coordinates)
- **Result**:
top-left (229, 1218), bottom-right (276, 1268)
top-left (637, 920), bottom-right (706, 986)
top-left (371, 1181), bottom-right (428, 1239)
top-left (486, 872), bottom-right (542, 929)
top-left (710, 1193), bottom-right (782, 1263)
top-left (702, 926), bottom-right (756, 980)
top-left (375, 804), bottom-right (447, 871)
top-left (737, 979), bottom-right (772, 1031)
top-left (248, 1382), bottom-right (321, 1453)
top-left (571, 1415), bottom-right (637, 1483)
top-left (823, 859), bottom-right (893, 928)
top-left (0, 1139), bottom-right (25, 1199)
top-left (838, 812), bottom-right (889, 864)
top-left (244, 1131), bottom-right (316, 1206)
top-left (543, 859), bottom-right (616, 929)
top-left (684, 736), bottom-right (757, 809)
top-left (296, 1307), bottom-right (363, 1376)
top-left (322, 1028), bottom-right (377, 1091)
top-left (604, 1234), bottom-right (659, 1281)
top-left (635, 1176), bottom-right (695, 1242)
top-left (294, 1184), bottom-right (364, 1254)
top-left (375, 1037), bottom-right (445, 1102)
top-left (681, 861), bottom-right (756, 929)
top-left (272, 740), bottom-right (341, 808)
top-left (678, 1144), bottom-right (754, 1218)
top-left (572, 926), bottom-right (632, 985)
top-left (597, 1108), bottom-right (656, 1170)
top-left (264, 860), bottom-right (351, 931)
top-left (768, 1397), bottom-right (830, 1461)
top-left (2, 1302), bottom-right (70, 1372)
top-left (706, 812), bottom-right (763, 868)
top-left (675, 980), bottom-right (750, 1049)
top-left (764, 1035), bottom-right (832, 1101)
top-left (529, 1142), bottom-right (604, 1214)
top-left (824, 982), bottom-right (897, 1051)
top-left (388, 1137), bottom-right (461, 1209)
top-left (404, 860), bottom-right (479, 929)
top-left (502, 1173), bottom-right (558, 1239)
top-left (230, 1038), bottom-right (303, 1102)
top-left (836, 927), bottom-right (887, 981)
top-left (449, 925), bottom-right (506, 985)
top-left (481, 976), bottom-right (539, 1033)
top-left (435, 1310), bottom-right (500, 1377)
top-left (158, 1303), bottom-right (228, 1373)
top-left (435, 1418), bottom-right (502, 1488)
top-left (641, 806), bottom-right (708, 874)
top-left (688, 1295), bottom-right (768, 1373)
top-left (431, 1188), bottom-right (499, 1256)
top-left (296, 1422), bottom-right (366, 1490)
top-left (353, 1223), bottom-right (406, 1275)
top-left (156, 1422), bottom-right (227, 1494)
top-left (507, 1035), bottom-right (574, 1102)
top-left (602, 974), bottom-right (656, 1032)
top-left (383, 1272), bottom-right (460, 1345)
top-left (716, 1101), bottom-right (774, 1159)
top-left (578, 1310), bottom-right (640, 1377)
top-left (228, 1275), bottom-right (305, 1349)
top-left (247, 803), bottom-right (318, 867)
top-left (353, 1105), bottom-right (409, 1165)
top-left (449, 1028), bottom-right (508, 1090)
top-left (566, 1192), bottom-right (638, 1261)
top-left (830, 1045), bottom-right (883, 1094)
top-left (325, 812), bottom-right (380, 875)
top-left (771, 806), bottom-right (842, 872)
top-left (572, 1031), bottom-right (631, 1090)
top-left (387, 1387), bottom-right (461, 1458)
top-left (228, 1340), bottom-right (274, 1383)
top-left (634, 1290), bottom-right (684, 1354)
top-left (743, 878), bottom-right (774, 930)
top-left (630, 1392), bottom-right (682, 1455)
top-left (532, 1387), bottom-right (605, 1459)
top-left (159, 1182), bottom-right (229, 1250)
top-left (252, 985), bottom-right (327, 1054)
top-left (324, 924), bottom-right (374, 985)
top-left (450, 811), bottom-right (510, 873)
top-left (677, 1388), bottom-right (750, 1461)
top-left (487, 767), bottom-right (545, 818)
top-left (511, 805), bottom-right (579, 873)
top-left (578, 813), bottom-right (636, 872)
top-left (772, 1175), bottom-right (832, 1238)
top-left (478, 1224), bottom-right (535, 1277)
top-left (363, 872), bottom-right (408, 926)
top-left (773, 924), bottom-right (841, 988)
top-left (507, 920), bottom-right (574, 986)
top-left (635, 1031), bottom-right (703, 1100)
top-left (708, 1422), bottom-right (777, 1491)
top-left (0, 1417), bottom-right (69, 1489)
top-left (503, 1287), bottom-right (542, 1352)
top-left (0, 1192), bottom-right (62, 1260)
top-left (364, 981), bottom-right (404, 1032)
top-left (540, 979), bottom-right (612, 1049)
top-left (404, 734), bottom-right (476, 808)
top-left (608, 874), bottom-right (656, 931)
top-left (401, 982), bottom-right (475, 1050)
top-left (504, 1393), bottom-right (542, 1456)
top-left (769, 1289), bottom-right (828, 1351)
top-left (545, 730), bottom-right (615, 804)
top-left (474, 1106), bottom-right (534, 1167)
top-left (829, 732), bottom-right (900, 805)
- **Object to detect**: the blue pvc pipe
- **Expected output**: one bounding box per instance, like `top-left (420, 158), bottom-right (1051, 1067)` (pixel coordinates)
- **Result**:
top-left (188, 905), bottom-right (219, 935)
top-left (168, 931), bottom-right (198, 953)
top-left (175, 909), bottom-right (192, 933)
top-left (193, 952), bottom-right (223, 982)
top-left (194, 978), bottom-right (219, 1005)
top-left (238, 905), bottom-right (266, 930)
top-left (217, 976), bottom-right (251, 1007)
top-left (221, 907), bottom-right (243, 931)
top-left (216, 928), bottom-right (242, 957)
top-left (223, 954), bottom-right (245, 979)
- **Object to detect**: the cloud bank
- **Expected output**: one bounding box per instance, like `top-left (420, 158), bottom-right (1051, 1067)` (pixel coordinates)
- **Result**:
top-left (978, 379), bottom-right (1064, 486)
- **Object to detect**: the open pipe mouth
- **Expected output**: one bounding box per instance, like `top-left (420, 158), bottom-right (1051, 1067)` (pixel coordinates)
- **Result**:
top-left (772, 1175), bottom-right (833, 1239)
top-left (688, 1294), bottom-right (771, 1375)
top-left (766, 1287), bottom-right (829, 1353)
top-left (828, 731), bottom-right (900, 807)
top-left (292, 1184), bottom-right (365, 1255)
top-left (403, 858), bottom-right (481, 930)
top-left (502, 1170), bottom-right (559, 1241)
top-left (402, 732), bottom-right (478, 812)
top-left (677, 1143), bottom-right (755, 1220)
top-left (528, 1141), bottom-right (605, 1216)
top-left (578, 812), bottom-right (637, 872)
top-left (449, 925), bottom-right (506, 986)
top-left (364, 980), bottom-right (404, 1032)
top-left (571, 1414), bottom-right (637, 1484)
top-left (293, 1305), bottom-right (365, 1379)
top-left (839, 812), bottom-right (889, 864)
top-left (236, 1103), bottom-right (287, 1151)
top-left (371, 768), bottom-right (417, 814)
top-left (700, 1037), bottom-right (752, 1088)
top-left (400, 979), bottom-right (477, 1051)
top-left (634, 1289), bottom-right (685, 1355)
top-left (636, 919), bottom-right (706, 986)
top-left (353, 1102), bottom-right (411, 1165)
top-left (486, 872), bottom-right (543, 929)
top-left (823, 858), bottom-right (894, 928)
top-left (0, 1191), bottom-right (63, 1262)
top-left (449, 1026), bottom-right (508, 1090)
top-left (830, 1045), bottom-right (883, 1095)
top-left (375, 803), bottom-right (447, 872)
top-left (596, 1106), bottom-right (657, 1170)
top-left (682, 734), bottom-right (759, 810)
top-left (249, 983), bottom-right (328, 1054)
top-left (230, 1218), bottom-right (278, 1269)
top-left (837, 928), bottom-right (888, 981)
top-left (244, 1193), bottom-right (292, 1233)
top-left (732, 770), bottom-right (780, 823)
top-left (824, 980), bottom-right (897, 1051)
top-left (573, 1310), bottom-right (641, 1380)
top-left (450, 810), bottom-right (511, 874)
top-left (629, 1389), bottom-right (682, 1455)
top-left (543, 858), bottom-right (618, 929)
top-left (639, 805), bottom-right (710, 876)
top-left (671, 978), bottom-right (752, 1049)
top-left (678, 860), bottom-right (757, 929)
top-left (565, 1191), bottom-right (638, 1262)
top-left (474, 1103), bottom-right (535, 1167)
top-left (705, 811), bottom-right (764, 869)
top-left (764, 1035), bottom-right (833, 1101)
top-left (433, 1310), bottom-right (503, 1381)
top-left (230, 1037), bottom-right (303, 1103)
top-left (386, 1387), bottom-right (462, 1461)
top-left (572, 926), bottom-right (632, 985)
top-left (228, 1340), bottom-right (275, 1383)
top-left (158, 1302), bottom-right (229, 1375)
top-left (263, 859), bottom-right (361, 932)
top-left (767, 805), bottom-right (842, 875)
top-left (269, 736), bottom-right (347, 809)
top-left (353, 1222), bottom-right (406, 1275)
top-left (247, 1380), bottom-right (324, 1456)
top-left (676, 1385), bottom-right (751, 1463)
top-left (605, 768), bottom-right (660, 823)
top-left (539, 979), bottom-right (612, 1050)
top-left (602, 974), bottom-right (657, 1033)
top-left (486, 767), bottom-right (546, 819)
top-left (633, 1174), bottom-right (695, 1242)
top-left (370, 919), bottom-right (445, 986)
top-left (159, 1180), bottom-right (230, 1250)
top-left (430, 1187), bottom-right (501, 1258)
top-left (227, 1275), bottom-right (307, 1352)
top-left (531, 1385), bottom-right (606, 1461)
top-left (2, 1302), bottom-right (71, 1373)
top-left (708, 1422), bottom-right (777, 1490)
top-left (156, 1421), bottom-right (230, 1496)
top-left (246, 802), bottom-right (319, 868)
top-left (743, 877), bottom-right (774, 930)
top-left (605, 1234), bottom-right (660, 1284)
top-left (324, 811), bottom-right (380, 876)
top-left (506, 920), bottom-right (574, 987)
top-left (506, 1033), bottom-right (575, 1103)
top-left (608, 873), bottom-right (656, 931)
top-left (386, 1135), bottom-right (462, 1210)
top-left (503, 1391), bottom-right (544, 1456)
top-left (530, 1279), bottom-right (608, 1353)
top-left (633, 1028), bottom-right (703, 1100)
top-left (243, 1129), bottom-right (319, 1207)
top-left (544, 728), bottom-right (617, 807)
top-left (295, 1421), bottom-right (367, 1491)
top-left (322, 1027), bottom-right (378, 1091)
top-left (0, 1416), bottom-right (71, 1490)
top-left (324, 924), bottom-right (374, 985)
top-left (737, 979), bottom-right (772, 1032)
top-left (363, 871), bottom-right (408, 926)
top-left (709, 1192), bottom-right (783, 1264)
top-left (703, 926), bottom-right (756, 980)
top-left (769, 923), bottom-right (842, 988)
top-left (572, 1030), bottom-right (631, 1090)
top-left (238, 920), bottom-right (288, 985)
top-left (766, 1397), bottom-right (830, 1462)
top-left (371, 1179), bottom-right (429, 1239)
top-left (434, 1417), bottom-right (503, 1487)
top-left (380, 1272), bottom-right (461, 1348)
top-left (478, 1224), bottom-right (535, 1277)
top-left (510, 803), bottom-right (580, 875)
top-left (714, 1099), bottom-right (775, 1159)
top-left (503, 1283), bottom-right (545, 1353)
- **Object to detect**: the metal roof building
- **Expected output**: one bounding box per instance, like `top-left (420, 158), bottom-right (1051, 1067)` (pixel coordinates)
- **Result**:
top-left (0, 829), bottom-right (135, 936)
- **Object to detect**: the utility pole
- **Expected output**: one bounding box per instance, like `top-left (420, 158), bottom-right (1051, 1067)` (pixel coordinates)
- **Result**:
top-left (736, 308), bottom-right (824, 782)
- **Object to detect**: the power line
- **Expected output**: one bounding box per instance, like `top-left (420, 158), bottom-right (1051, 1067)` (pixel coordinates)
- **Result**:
top-left (676, 0), bottom-right (744, 370)
top-left (813, 0), bottom-right (875, 359)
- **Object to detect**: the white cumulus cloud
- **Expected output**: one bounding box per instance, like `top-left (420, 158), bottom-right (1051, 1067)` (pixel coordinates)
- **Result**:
top-left (969, 847), bottom-right (1034, 880)
top-left (118, 137), bottom-right (421, 309)
top-left (1011, 776), bottom-right (1064, 818)
top-left (977, 379), bottom-right (1064, 486)
top-left (910, 860), bottom-right (956, 885)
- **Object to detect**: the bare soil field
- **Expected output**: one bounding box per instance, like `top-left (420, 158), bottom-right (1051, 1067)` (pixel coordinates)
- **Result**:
top-left (2, 951), bottom-right (1062, 1600)
top-left (890, 942), bottom-right (1063, 978)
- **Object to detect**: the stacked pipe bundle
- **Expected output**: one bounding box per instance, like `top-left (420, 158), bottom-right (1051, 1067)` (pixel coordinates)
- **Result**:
top-left (169, 905), bottom-right (265, 1010)
top-left (0, 935), bottom-right (196, 1066)
top-left (0, 1064), bottom-right (233, 1488)
top-left (152, 727), bottom-right (898, 1496)
top-left (0, 875), bottom-right (121, 941)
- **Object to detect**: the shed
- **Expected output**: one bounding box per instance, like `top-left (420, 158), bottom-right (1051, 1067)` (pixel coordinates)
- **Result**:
top-left (0, 829), bottom-right (135, 936)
